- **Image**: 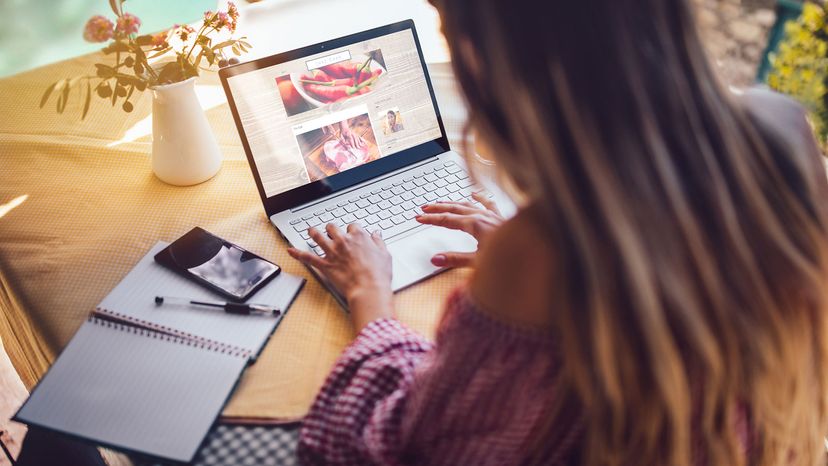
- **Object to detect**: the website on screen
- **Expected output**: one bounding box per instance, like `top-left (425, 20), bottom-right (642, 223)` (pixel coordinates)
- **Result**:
top-left (227, 30), bottom-right (442, 198)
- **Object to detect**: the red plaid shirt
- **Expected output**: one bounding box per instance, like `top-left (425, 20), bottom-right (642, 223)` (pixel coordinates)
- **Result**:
top-left (298, 288), bottom-right (576, 465)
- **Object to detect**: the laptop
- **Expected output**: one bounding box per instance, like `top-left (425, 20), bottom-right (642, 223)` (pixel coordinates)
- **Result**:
top-left (219, 20), bottom-right (505, 307)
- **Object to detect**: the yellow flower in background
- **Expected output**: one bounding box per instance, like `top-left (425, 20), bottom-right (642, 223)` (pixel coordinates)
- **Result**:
top-left (769, 3), bottom-right (828, 145)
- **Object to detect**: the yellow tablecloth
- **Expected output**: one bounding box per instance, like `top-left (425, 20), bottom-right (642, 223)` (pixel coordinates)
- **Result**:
top-left (0, 50), bottom-right (470, 421)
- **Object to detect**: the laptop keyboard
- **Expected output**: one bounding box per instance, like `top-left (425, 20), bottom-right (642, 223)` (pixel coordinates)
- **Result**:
top-left (287, 160), bottom-right (490, 256)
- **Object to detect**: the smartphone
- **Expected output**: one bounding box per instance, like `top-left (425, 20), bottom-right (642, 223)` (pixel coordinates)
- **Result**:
top-left (155, 227), bottom-right (281, 301)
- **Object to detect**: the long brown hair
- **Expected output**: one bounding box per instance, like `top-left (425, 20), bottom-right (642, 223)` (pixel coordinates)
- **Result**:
top-left (430, 0), bottom-right (828, 464)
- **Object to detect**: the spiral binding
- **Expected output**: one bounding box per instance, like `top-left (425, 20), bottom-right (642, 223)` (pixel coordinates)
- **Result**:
top-left (88, 313), bottom-right (251, 359)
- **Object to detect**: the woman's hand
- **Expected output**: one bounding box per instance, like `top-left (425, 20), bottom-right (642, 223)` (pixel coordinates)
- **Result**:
top-left (415, 191), bottom-right (504, 268)
top-left (288, 223), bottom-right (393, 333)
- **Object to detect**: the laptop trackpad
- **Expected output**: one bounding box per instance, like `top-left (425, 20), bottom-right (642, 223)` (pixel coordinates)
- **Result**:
top-left (387, 226), bottom-right (477, 290)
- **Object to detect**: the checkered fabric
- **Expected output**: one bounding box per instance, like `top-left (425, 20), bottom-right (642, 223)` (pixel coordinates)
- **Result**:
top-left (139, 423), bottom-right (300, 466)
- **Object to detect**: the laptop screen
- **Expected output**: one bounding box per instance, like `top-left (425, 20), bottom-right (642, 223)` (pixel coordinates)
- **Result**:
top-left (224, 28), bottom-right (444, 199)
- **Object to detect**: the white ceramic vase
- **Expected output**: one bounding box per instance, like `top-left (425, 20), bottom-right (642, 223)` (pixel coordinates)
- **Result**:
top-left (151, 77), bottom-right (222, 186)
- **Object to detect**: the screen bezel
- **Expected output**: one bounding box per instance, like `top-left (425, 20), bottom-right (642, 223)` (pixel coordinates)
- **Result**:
top-left (219, 20), bottom-right (450, 217)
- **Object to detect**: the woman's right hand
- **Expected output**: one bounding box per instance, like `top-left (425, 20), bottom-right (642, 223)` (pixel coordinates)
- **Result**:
top-left (415, 191), bottom-right (504, 268)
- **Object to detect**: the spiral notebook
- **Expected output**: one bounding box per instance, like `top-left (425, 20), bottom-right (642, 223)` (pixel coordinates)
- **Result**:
top-left (14, 242), bottom-right (305, 463)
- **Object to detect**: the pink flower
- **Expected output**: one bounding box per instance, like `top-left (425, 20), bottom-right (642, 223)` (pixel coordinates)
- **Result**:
top-left (227, 2), bottom-right (239, 21)
top-left (176, 24), bottom-right (195, 42)
top-left (83, 15), bottom-right (114, 43)
top-left (115, 13), bottom-right (141, 35)
top-left (203, 10), bottom-right (214, 26)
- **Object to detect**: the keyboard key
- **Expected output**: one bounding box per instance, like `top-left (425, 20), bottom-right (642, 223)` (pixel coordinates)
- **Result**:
top-left (424, 192), bottom-right (438, 201)
top-left (356, 199), bottom-right (370, 209)
top-left (337, 201), bottom-right (349, 207)
top-left (307, 239), bottom-right (317, 248)
top-left (366, 204), bottom-right (381, 214)
top-left (319, 212), bottom-right (334, 222)
top-left (403, 176), bottom-right (414, 182)
top-left (332, 208), bottom-right (347, 218)
top-left (446, 183), bottom-right (461, 193)
top-left (412, 187), bottom-right (426, 196)
top-left (360, 193), bottom-right (372, 199)
top-left (378, 200), bottom-right (393, 210)
top-left (403, 210), bottom-right (418, 220)
top-left (459, 178), bottom-right (474, 188)
top-left (435, 169), bottom-right (449, 178)
top-left (307, 217), bottom-right (322, 227)
top-left (393, 181), bottom-right (404, 186)
top-left (413, 196), bottom-right (427, 205)
top-left (379, 219), bottom-right (394, 230)
top-left (371, 188), bottom-right (383, 194)
top-left (449, 192), bottom-right (465, 202)
top-left (402, 191), bottom-right (415, 201)
top-left (424, 173), bottom-right (438, 182)
top-left (435, 187), bottom-right (449, 197)
top-left (354, 209), bottom-right (368, 219)
top-left (390, 196), bottom-right (405, 206)
top-left (401, 200), bottom-right (416, 210)
top-left (456, 170), bottom-right (469, 179)
top-left (292, 221), bottom-right (309, 231)
top-left (423, 182), bottom-right (437, 192)
top-left (289, 218), bottom-right (303, 225)
top-left (354, 219), bottom-right (368, 228)
top-left (434, 179), bottom-right (448, 188)
top-left (326, 205), bottom-right (337, 212)
top-left (378, 210), bottom-right (392, 220)
top-left (402, 182), bottom-right (417, 190)
top-left (390, 205), bottom-right (404, 216)
top-left (445, 161), bottom-right (456, 166)
top-left (445, 174), bottom-right (459, 183)
top-left (302, 214), bottom-right (315, 221)
top-left (365, 214), bottom-right (381, 224)
top-left (368, 194), bottom-right (383, 204)
top-left (331, 218), bottom-right (345, 228)
top-left (446, 164), bottom-right (463, 174)
top-left (345, 203), bottom-right (359, 213)
top-left (380, 190), bottom-right (395, 200)
top-left (342, 213), bottom-right (357, 224)
top-left (391, 186), bottom-right (405, 195)
top-left (414, 178), bottom-right (428, 187)
top-left (314, 210), bottom-right (325, 216)
top-left (300, 231), bottom-right (311, 240)
top-left (391, 214), bottom-right (406, 225)
top-left (313, 246), bottom-right (325, 256)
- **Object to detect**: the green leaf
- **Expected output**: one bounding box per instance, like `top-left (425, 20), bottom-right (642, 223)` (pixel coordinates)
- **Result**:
top-left (82, 79), bottom-right (92, 120)
top-left (211, 40), bottom-right (236, 51)
top-left (202, 45), bottom-right (215, 65)
top-left (40, 81), bottom-right (58, 108)
top-left (147, 47), bottom-right (171, 59)
top-left (135, 34), bottom-right (153, 46)
top-left (231, 45), bottom-right (240, 56)
top-left (109, 0), bottom-right (120, 16)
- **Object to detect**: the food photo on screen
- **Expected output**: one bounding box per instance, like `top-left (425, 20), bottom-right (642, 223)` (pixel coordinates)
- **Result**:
top-left (295, 112), bottom-right (380, 182)
top-left (276, 50), bottom-right (386, 117)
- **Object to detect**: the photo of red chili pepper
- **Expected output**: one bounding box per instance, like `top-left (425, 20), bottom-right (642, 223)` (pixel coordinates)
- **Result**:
top-left (275, 49), bottom-right (386, 117)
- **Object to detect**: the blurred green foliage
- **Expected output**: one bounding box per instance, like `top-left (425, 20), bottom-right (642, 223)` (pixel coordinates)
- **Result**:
top-left (768, 2), bottom-right (828, 145)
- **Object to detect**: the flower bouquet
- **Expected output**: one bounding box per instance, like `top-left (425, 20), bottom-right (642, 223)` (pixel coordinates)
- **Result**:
top-left (40, 0), bottom-right (250, 119)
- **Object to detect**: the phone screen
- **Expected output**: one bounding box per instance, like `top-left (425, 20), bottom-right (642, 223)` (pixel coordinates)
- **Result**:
top-left (155, 228), bottom-right (280, 300)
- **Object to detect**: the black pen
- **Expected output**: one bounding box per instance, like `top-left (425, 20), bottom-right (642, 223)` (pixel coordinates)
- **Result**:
top-left (154, 296), bottom-right (281, 316)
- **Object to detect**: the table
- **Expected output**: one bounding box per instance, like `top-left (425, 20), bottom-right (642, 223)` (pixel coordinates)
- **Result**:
top-left (0, 0), bottom-right (471, 425)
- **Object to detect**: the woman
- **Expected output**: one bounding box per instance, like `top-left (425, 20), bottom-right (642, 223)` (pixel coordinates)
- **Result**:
top-left (288, 0), bottom-right (828, 464)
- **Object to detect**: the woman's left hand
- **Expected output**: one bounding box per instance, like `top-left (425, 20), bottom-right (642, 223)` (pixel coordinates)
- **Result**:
top-left (288, 224), bottom-right (393, 333)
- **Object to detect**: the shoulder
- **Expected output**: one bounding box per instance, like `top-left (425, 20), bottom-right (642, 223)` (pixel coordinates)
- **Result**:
top-left (740, 88), bottom-right (821, 159)
top-left (469, 206), bottom-right (556, 330)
